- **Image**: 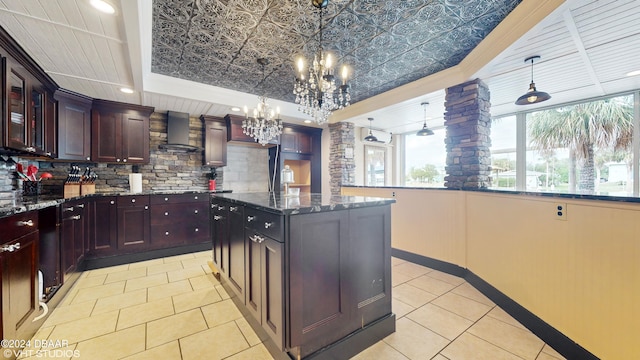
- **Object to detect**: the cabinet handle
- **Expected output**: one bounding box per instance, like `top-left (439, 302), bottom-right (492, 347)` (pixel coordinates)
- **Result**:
top-left (230, 206), bottom-right (238, 212)
top-left (86, 157), bottom-right (90, 161)
top-left (264, 222), bottom-right (274, 229)
top-left (1, 242), bottom-right (20, 253)
top-left (131, 198), bottom-right (136, 203)
top-left (247, 216), bottom-right (255, 222)
top-left (123, 159), bottom-right (127, 162)
top-left (145, 205), bottom-right (149, 210)
top-left (164, 197), bottom-right (169, 201)
top-left (76, 204), bottom-right (85, 208)
top-left (194, 210), bottom-right (198, 214)
top-left (194, 195), bottom-right (198, 200)
top-left (63, 207), bottom-right (74, 212)
top-left (117, 159), bottom-right (121, 162)
top-left (211, 203), bottom-right (218, 209)
top-left (195, 228), bottom-right (199, 232)
top-left (165, 231), bottom-right (169, 236)
top-left (46, 152), bottom-right (51, 156)
top-left (164, 212), bottom-right (169, 216)
top-left (72, 215), bottom-right (81, 220)
top-left (17, 220), bottom-right (34, 227)
top-left (110, 200), bottom-right (115, 205)
top-left (250, 235), bottom-right (265, 243)
top-left (25, 146), bottom-right (35, 152)
top-left (217, 206), bottom-right (225, 211)
top-left (214, 215), bottom-right (222, 221)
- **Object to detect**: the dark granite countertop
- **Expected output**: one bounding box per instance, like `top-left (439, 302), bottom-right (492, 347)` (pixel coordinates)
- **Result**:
top-left (0, 189), bottom-right (232, 218)
top-left (212, 192), bottom-right (395, 215)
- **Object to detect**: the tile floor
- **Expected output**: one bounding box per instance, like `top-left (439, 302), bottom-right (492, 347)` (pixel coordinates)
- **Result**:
top-left (16, 252), bottom-right (566, 360)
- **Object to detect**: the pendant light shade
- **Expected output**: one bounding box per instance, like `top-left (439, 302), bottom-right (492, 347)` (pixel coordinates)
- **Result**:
top-left (515, 56), bottom-right (551, 105)
top-left (364, 117), bottom-right (378, 142)
top-left (416, 102), bottom-right (434, 136)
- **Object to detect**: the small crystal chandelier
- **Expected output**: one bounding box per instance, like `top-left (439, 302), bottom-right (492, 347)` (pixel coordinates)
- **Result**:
top-left (293, 0), bottom-right (350, 125)
top-left (243, 58), bottom-right (283, 146)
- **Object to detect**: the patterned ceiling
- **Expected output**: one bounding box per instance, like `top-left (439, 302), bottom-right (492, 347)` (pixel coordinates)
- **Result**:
top-left (151, 0), bottom-right (523, 105)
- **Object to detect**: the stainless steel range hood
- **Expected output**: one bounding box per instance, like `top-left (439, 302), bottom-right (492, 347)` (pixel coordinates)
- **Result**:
top-left (159, 111), bottom-right (200, 152)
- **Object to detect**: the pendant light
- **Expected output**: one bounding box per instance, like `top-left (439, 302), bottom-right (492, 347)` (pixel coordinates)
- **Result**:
top-left (416, 102), bottom-right (434, 136)
top-left (515, 56), bottom-right (551, 105)
top-left (364, 118), bottom-right (378, 142)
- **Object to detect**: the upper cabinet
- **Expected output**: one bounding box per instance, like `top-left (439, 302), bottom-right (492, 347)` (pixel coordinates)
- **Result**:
top-left (225, 114), bottom-right (278, 147)
top-left (280, 127), bottom-right (313, 154)
top-left (91, 99), bottom-right (154, 164)
top-left (56, 89), bottom-right (92, 161)
top-left (201, 115), bottom-right (227, 167)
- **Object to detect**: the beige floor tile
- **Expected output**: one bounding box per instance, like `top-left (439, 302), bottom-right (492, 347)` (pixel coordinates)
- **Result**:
top-left (467, 316), bottom-right (544, 360)
top-left (146, 261), bottom-right (184, 276)
top-left (201, 264), bottom-right (212, 274)
top-left (391, 257), bottom-right (407, 266)
top-left (351, 341), bottom-right (410, 360)
top-left (225, 344), bottom-right (274, 360)
top-left (431, 292), bottom-right (492, 321)
top-left (541, 344), bottom-right (566, 359)
top-left (392, 271), bottom-right (415, 287)
top-left (75, 324), bottom-right (145, 360)
top-left (47, 310), bottom-right (119, 345)
top-left (392, 283), bottom-right (437, 308)
top-left (173, 287), bottom-right (222, 313)
top-left (166, 266), bottom-right (206, 282)
top-left (391, 298), bottom-right (415, 319)
top-left (18, 344), bottom-right (78, 360)
top-left (215, 284), bottom-right (231, 300)
top-left (70, 281), bottom-right (125, 304)
top-left (486, 307), bottom-right (528, 330)
top-left (104, 267), bottom-right (148, 284)
top-left (193, 250), bottom-right (212, 258)
top-left (392, 262), bottom-right (431, 279)
top-left (189, 273), bottom-right (219, 290)
top-left (181, 257), bottom-right (209, 269)
top-left (163, 253), bottom-right (196, 263)
top-left (235, 318), bottom-right (261, 347)
top-left (20, 326), bottom-right (54, 353)
top-left (73, 274), bottom-right (107, 289)
top-left (431, 355), bottom-right (449, 360)
top-left (85, 264), bottom-right (130, 278)
top-left (125, 273), bottom-right (168, 292)
top-left (383, 317), bottom-right (449, 360)
top-left (127, 258), bottom-right (165, 269)
top-left (42, 300), bottom-right (96, 327)
top-left (147, 279), bottom-right (193, 301)
top-left (406, 303), bottom-right (473, 340)
top-left (201, 299), bottom-right (243, 328)
top-left (121, 341), bottom-right (182, 360)
top-left (441, 332), bottom-right (522, 360)
top-left (407, 274), bottom-right (457, 296)
top-left (92, 288), bottom-right (148, 315)
top-left (146, 308), bottom-right (208, 348)
top-left (116, 297), bottom-right (175, 330)
top-left (180, 321), bottom-right (250, 360)
top-left (425, 269), bottom-right (465, 286)
top-left (452, 282), bottom-right (495, 306)
top-left (537, 352), bottom-right (563, 360)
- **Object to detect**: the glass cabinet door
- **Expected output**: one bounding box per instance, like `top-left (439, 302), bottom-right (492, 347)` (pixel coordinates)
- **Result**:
top-left (9, 69), bottom-right (26, 147)
top-left (31, 86), bottom-right (45, 151)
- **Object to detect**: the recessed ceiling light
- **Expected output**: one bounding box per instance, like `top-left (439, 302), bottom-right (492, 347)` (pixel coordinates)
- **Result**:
top-left (231, 107), bottom-right (241, 112)
top-left (626, 70), bottom-right (640, 77)
top-left (120, 87), bottom-right (134, 94)
top-left (90, 0), bottom-right (115, 14)
top-left (304, 120), bottom-right (312, 124)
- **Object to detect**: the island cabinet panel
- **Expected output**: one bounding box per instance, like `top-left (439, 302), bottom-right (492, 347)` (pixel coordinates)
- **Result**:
top-left (289, 210), bottom-right (351, 351)
top-left (227, 205), bottom-right (245, 300)
top-left (210, 199), bottom-right (229, 274)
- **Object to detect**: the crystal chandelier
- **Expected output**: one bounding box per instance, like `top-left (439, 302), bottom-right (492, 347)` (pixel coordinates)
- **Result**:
top-left (243, 58), bottom-right (283, 146)
top-left (293, 0), bottom-right (350, 125)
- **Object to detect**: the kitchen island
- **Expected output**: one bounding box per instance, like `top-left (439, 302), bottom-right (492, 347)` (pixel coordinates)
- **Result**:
top-left (211, 192), bottom-right (395, 360)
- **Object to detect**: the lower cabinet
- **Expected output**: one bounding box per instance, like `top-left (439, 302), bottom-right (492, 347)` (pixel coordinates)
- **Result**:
top-left (210, 199), bottom-right (228, 273)
top-left (117, 195), bottom-right (150, 252)
top-left (227, 204), bottom-right (245, 300)
top-left (150, 194), bottom-right (209, 249)
top-left (60, 200), bottom-right (86, 282)
top-left (88, 196), bottom-right (118, 257)
top-left (0, 211), bottom-right (40, 343)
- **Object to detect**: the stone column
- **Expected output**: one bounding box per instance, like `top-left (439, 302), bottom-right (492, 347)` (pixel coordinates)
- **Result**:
top-left (444, 79), bottom-right (492, 189)
top-left (329, 122), bottom-right (355, 195)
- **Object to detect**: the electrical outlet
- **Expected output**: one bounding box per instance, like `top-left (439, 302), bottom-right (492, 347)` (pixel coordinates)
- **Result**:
top-left (555, 203), bottom-right (567, 220)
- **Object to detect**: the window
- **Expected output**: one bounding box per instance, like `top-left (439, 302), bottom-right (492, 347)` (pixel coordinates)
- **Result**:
top-left (365, 146), bottom-right (386, 186)
top-left (403, 128), bottom-right (446, 187)
top-left (489, 116), bottom-right (517, 190)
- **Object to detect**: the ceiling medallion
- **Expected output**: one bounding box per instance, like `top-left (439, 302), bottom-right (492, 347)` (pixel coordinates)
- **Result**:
top-left (293, 0), bottom-right (350, 125)
top-left (243, 58), bottom-right (283, 146)
top-left (515, 55), bottom-right (551, 105)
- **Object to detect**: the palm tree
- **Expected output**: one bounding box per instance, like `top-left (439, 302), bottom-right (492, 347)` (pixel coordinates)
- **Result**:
top-left (528, 97), bottom-right (633, 193)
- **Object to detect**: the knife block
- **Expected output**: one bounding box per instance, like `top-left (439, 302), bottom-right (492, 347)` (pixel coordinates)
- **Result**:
top-left (81, 183), bottom-right (95, 195)
top-left (63, 184), bottom-right (81, 198)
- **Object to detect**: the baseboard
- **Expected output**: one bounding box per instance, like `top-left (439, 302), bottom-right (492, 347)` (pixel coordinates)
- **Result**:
top-left (83, 243), bottom-right (211, 270)
top-left (391, 248), bottom-right (599, 360)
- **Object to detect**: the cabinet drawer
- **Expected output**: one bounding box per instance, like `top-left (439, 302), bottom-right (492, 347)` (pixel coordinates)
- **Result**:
top-left (118, 195), bottom-right (150, 207)
top-left (245, 208), bottom-right (283, 241)
top-left (0, 211), bottom-right (39, 244)
top-left (150, 225), bottom-right (208, 243)
top-left (151, 193), bottom-right (205, 204)
top-left (150, 203), bottom-right (209, 225)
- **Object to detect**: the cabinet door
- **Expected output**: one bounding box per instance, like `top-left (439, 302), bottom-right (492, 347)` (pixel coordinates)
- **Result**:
top-left (117, 205), bottom-right (150, 252)
top-left (60, 204), bottom-right (80, 280)
top-left (289, 210), bottom-right (351, 349)
top-left (92, 109), bottom-right (122, 163)
top-left (211, 201), bottom-right (227, 273)
top-left (29, 83), bottom-right (46, 154)
top-left (280, 132), bottom-right (297, 152)
top-left (6, 63), bottom-right (27, 150)
top-left (57, 94), bottom-right (91, 161)
top-left (296, 132), bottom-right (312, 154)
top-left (122, 111), bottom-right (149, 164)
top-left (204, 119), bottom-right (227, 166)
top-left (44, 91), bottom-right (57, 158)
top-left (73, 202), bottom-right (86, 267)
top-left (227, 205), bottom-right (245, 300)
top-left (245, 230), bottom-right (262, 322)
top-left (1, 231), bottom-right (39, 341)
top-left (90, 197), bottom-right (118, 256)
top-left (261, 236), bottom-right (284, 349)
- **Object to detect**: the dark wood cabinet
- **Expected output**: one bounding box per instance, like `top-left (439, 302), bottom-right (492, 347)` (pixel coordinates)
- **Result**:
top-left (224, 114), bottom-right (278, 146)
top-left (56, 89), bottom-right (92, 161)
top-left (60, 200), bottom-right (86, 282)
top-left (0, 211), bottom-right (40, 343)
top-left (89, 196), bottom-right (118, 257)
top-left (91, 99), bottom-right (153, 164)
top-left (38, 205), bottom-right (60, 302)
top-left (149, 194), bottom-right (209, 249)
top-left (117, 195), bottom-right (150, 252)
top-left (201, 115), bottom-right (227, 167)
top-left (227, 204), bottom-right (245, 300)
top-left (211, 199), bottom-right (229, 274)
top-left (269, 125), bottom-right (322, 194)
top-left (281, 128), bottom-right (312, 154)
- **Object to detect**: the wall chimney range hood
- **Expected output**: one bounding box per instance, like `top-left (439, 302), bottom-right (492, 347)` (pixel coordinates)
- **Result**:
top-left (159, 111), bottom-right (200, 152)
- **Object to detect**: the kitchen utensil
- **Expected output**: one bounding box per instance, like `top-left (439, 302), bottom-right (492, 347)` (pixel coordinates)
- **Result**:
top-left (39, 172), bottom-right (52, 181)
top-left (27, 165), bottom-right (38, 181)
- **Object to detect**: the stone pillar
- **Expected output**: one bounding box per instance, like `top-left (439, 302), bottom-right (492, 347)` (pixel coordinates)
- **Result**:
top-left (444, 79), bottom-right (492, 189)
top-left (329, 122), bottom-right (355, 195)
